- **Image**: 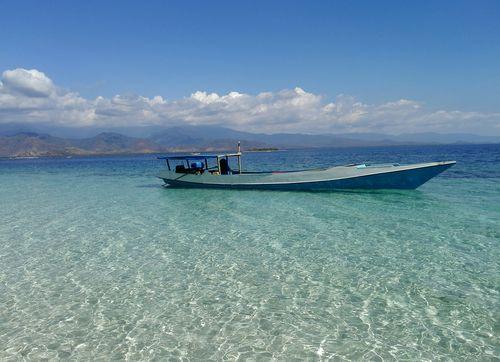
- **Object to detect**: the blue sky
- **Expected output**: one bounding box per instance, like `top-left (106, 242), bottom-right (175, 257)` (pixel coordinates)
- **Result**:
top-left (0, 0), bottom-right (499, 134)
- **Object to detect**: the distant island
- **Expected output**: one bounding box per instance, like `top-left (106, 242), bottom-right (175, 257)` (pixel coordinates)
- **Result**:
top-left (247, 147), bottom-right (279, 152)
top-left (1, 124), bottom-right (499, 158)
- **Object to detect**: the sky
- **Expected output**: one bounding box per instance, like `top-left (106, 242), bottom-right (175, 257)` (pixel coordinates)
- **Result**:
top-left (0, 0), bottom-right (499, 135)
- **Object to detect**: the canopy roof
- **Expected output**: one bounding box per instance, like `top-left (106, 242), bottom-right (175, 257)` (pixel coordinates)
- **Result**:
top-left (158, 152), bottom-right (241, 161)
top-left (158, 154), bottom-right (218, 160)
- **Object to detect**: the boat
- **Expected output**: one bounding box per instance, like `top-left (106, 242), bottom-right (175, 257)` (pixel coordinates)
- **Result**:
top-left (157, 144), bottom-right (455, 191)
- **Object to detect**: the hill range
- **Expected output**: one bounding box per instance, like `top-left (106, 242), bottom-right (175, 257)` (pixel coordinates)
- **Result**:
top-left (0, 124), bottom-right (499, 158)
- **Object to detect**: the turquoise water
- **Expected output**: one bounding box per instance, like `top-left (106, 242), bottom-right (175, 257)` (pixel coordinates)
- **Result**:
top-left (0, 144), bottom-right (499, 360)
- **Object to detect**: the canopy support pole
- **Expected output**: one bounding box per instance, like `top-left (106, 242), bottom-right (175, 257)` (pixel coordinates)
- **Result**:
top-left (237, 141), bottom-right (242, 174)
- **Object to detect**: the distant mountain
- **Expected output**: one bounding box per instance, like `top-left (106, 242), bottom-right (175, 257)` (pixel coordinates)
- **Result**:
top-left (72, 132), bottom-right (162, 153)
top-left (0, 132), bottom-right (74, 157)
top-left (0, 130), bottom-right (269, 157)
top-left (149, 125), bottom-right (392, 149)
top-left (0, 122), bottom-right (168, 139)
top-left (336, 132), bottom-right (500, 144)
top-left (0, 132), bottom-right (163, 157)
top-left (148, 125), bottom-right (500, 149)
top-left (1, 124), bottom-right (499, 158)
top-left (3, 123), bottom-right (499, 146)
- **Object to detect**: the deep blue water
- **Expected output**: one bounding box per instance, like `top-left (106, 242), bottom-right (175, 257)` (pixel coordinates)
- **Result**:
top-left (0, 144), bottom-right (499, 360)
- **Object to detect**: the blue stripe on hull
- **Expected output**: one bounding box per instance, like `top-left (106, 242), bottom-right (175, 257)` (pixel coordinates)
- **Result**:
top-left (162, 163), bottom-right (453, 191)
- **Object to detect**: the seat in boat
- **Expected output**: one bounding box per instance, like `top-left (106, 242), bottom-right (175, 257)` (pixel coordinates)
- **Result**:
top-left (219, 159), bottom-right (230, 175)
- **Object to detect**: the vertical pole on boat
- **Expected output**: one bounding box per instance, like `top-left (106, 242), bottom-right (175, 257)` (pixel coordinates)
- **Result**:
top-left (216, 156), bottom-right (221, 174)
top-left (166, 159), bottom-right (170, 171)
top-left (237, 141), bottom-right (242, 174)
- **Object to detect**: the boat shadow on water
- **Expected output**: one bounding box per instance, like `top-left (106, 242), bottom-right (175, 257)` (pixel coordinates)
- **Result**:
top-left (136, 183), bottom-right (167, 189)
top-left (158, 182), bottom-right (430, 201)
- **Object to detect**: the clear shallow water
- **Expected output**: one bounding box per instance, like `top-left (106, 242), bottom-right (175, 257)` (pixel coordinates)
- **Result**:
top-left (0, 144), bottom-right (499, 360)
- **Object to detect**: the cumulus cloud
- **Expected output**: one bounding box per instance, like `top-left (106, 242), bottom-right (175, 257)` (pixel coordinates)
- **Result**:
top-left (1, 69), bottom-right (55, 97)
top-left (0, 67), bottom-right (499, 135)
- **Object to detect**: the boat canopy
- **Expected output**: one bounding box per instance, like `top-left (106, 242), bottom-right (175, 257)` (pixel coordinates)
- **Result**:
top-left (159, 142), bottom-right (243, 174)
top-left (157, 154), bottom-right (219, 160)
top-left (158, 151), bottom-right (243, 174)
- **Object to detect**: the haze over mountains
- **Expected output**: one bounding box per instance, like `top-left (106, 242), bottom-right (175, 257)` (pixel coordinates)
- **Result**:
top-left (0, 123), bottom-right (499, 158)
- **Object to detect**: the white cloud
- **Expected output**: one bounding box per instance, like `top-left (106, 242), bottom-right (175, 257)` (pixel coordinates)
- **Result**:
top-left (0, 67), bottom-right (499, 135)
top-left (1, 69), bottom-right (55, 97)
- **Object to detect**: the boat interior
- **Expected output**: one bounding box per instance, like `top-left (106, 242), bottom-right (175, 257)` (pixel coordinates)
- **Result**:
top-left (158, 153), bottom-right (244, 175)
top-left (158, 152), bottom-right (406, 177)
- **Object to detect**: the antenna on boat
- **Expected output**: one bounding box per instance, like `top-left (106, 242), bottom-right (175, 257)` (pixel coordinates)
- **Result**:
top-left (237, 141), bottom-right (242, 174)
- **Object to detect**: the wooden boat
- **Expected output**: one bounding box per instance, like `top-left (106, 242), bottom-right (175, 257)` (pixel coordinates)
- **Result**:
top-left (157, 145), bottom-right (455, 191)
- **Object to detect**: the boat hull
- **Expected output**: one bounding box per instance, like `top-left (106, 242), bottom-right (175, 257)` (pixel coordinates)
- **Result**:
top-left (158, 161), bottom-right (455, 191)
